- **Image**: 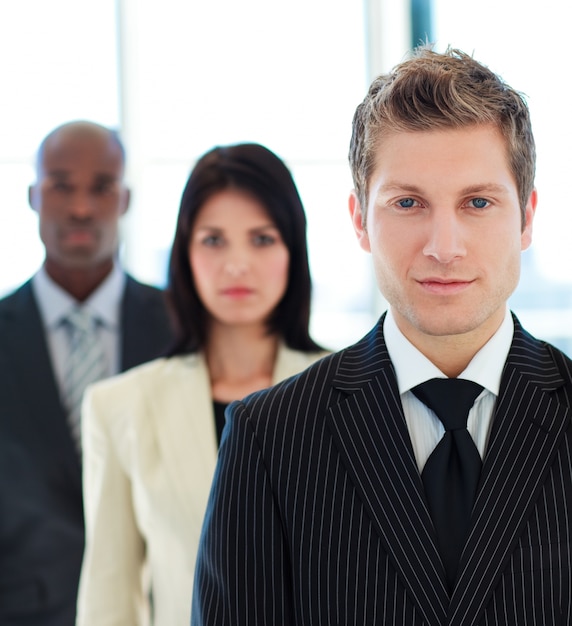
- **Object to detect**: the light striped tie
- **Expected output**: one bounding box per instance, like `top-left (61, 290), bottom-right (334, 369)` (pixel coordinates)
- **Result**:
top-left (63, 307), bottom-right (107, 451)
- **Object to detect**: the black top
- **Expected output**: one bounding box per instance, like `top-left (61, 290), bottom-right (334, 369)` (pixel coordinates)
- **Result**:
top-left (213, 401), bottom-right (229, 445)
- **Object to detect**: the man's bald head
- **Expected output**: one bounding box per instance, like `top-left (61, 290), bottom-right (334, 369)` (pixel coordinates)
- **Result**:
top-left (35, 120), bottom-right (126, 175)
top-left (29, 120), bottom-right (130, 300)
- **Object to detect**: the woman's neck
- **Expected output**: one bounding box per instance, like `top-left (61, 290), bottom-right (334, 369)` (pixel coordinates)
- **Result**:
top-left (205, 323), bottom-right (280, 403)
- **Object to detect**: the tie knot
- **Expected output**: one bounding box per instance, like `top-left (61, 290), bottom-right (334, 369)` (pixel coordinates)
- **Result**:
top-left (66, 307), bottom-right (98, 335)
top-left (412, 378), bottom-right (483, 431)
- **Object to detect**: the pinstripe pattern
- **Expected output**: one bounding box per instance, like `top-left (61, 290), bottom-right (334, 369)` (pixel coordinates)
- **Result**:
top-left (192, 314), bottom-right (572, 626)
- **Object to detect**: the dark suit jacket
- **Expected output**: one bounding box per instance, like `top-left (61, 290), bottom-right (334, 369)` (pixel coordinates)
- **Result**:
top-left (0, 276), bottom-right (174, 626)
top-left (193, 313), bottom-right (572, 626)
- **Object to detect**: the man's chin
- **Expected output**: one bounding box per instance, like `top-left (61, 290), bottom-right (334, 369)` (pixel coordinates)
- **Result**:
top-left (54, 252), bottom-right (112, 272)
top-left (397, 307), bottom-right (484, 339)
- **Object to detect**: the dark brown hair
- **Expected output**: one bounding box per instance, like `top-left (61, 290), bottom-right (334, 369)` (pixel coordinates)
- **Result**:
top-left (167, 143), bottom-right (322, 356)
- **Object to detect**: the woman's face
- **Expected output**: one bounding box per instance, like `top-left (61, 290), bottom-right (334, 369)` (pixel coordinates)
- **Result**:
top-left (188, 188), bottom-right (290, 331)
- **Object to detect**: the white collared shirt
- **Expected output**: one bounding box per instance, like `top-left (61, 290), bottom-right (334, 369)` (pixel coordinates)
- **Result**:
top-left (384, 307), bottom-right (513, 471)
top-left (32, 264), bottom-right (126, 396)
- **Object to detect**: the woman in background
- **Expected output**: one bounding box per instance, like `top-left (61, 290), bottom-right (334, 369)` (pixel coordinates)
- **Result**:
top-left (76, 143), bottom-right (328, 626)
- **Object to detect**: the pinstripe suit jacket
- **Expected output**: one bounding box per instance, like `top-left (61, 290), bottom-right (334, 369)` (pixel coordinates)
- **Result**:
top-left (192, 313), bottom-right (572, 626)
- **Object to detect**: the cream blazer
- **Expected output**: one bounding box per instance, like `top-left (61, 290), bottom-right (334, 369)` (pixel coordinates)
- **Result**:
top-left (76, 345), bottom-right (328, 626)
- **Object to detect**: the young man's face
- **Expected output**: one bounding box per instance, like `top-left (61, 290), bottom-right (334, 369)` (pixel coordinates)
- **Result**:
top-left (350, 124), bottom-right (536, 350)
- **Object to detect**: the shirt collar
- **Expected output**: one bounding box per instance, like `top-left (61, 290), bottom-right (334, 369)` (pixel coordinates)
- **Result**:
top-left (384, 306), bottom-right (514, 397)
top-left (32, 263), bottom-right (126, 330)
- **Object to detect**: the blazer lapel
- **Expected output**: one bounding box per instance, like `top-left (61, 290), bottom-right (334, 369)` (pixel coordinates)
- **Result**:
top-left (326, 319), bottom-right (449, 626)
top-left (147, 355), bottom-right (219, 523)
top-left (449, 316), bottom-right (571, 626)
top-left (149, 346), bottom-right (325, 526)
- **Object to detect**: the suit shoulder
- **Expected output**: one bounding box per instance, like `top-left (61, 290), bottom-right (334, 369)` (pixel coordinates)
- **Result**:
top-left (120, 275), bottom-right (174, 362)
top-left (232, 325), bottom-right (387, 431)
top-left (511, 318), bottom-right (572, 377)
top-left (123, 274), bottom-right (165, 298)
top-left (237, 349), bottom-right (344, 423)
top-left (0, 281), bottom-right (32, 313)
top-left (543, 341), bottom-right (572, 383)
top-left (276, 349), bottom-right (342, 391)
top-left (122, 275), bottom-right (171, 316)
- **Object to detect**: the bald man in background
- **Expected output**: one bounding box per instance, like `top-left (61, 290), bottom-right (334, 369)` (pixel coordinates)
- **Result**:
top-left (0, 121), bottom-right (174, 625)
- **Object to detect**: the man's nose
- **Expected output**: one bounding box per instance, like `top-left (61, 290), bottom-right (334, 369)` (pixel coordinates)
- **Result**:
top-left (69, 192), bottom-right (96, 219)
top-left (422, 213), bottom-right (466, 263)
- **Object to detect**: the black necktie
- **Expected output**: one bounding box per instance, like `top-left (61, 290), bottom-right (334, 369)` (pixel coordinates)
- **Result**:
top-left (412, 378), bottom-right (484, 590)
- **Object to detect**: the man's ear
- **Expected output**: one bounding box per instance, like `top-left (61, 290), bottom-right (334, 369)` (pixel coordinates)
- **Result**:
top-left (28, 184), bottom-right (38, 213)
top-left (521, 188), bottom-right (537, 251)
top-left (120, 187), bottom-right (131, 216)
top-left (349, 190), bottom-right (371, 252)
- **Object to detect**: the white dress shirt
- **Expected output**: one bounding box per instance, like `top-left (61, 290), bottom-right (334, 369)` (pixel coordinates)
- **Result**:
top-left (31, 264), bottom-right (126, 396)
top-left (384, 307), bottom-right (514, 471)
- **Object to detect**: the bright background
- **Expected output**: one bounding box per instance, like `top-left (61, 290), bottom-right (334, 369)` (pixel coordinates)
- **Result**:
top-left (1, 0), bottom-right (571, 353)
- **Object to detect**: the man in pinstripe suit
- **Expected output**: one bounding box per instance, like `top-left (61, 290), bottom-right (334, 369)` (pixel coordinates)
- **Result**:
top-left (192, 46), bottom-right (572, 626)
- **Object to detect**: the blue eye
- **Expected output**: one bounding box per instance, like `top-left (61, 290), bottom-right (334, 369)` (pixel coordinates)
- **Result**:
top-left (398, 198), bottom-right (416, 208)
top-left (471, 198), bottom-right (489, 209)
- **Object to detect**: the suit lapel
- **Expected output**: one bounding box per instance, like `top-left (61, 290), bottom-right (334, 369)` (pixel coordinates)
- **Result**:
top-left (326, 319), bottom-right (449, 626)
top-left (120, 276), bottom-right (171, 371)
top-left (121, 276), bottom-right (150, 370)
top-left (449, 317), bottom-right (571, 626)
top-left (0, 282), bottom-right (80, 478)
